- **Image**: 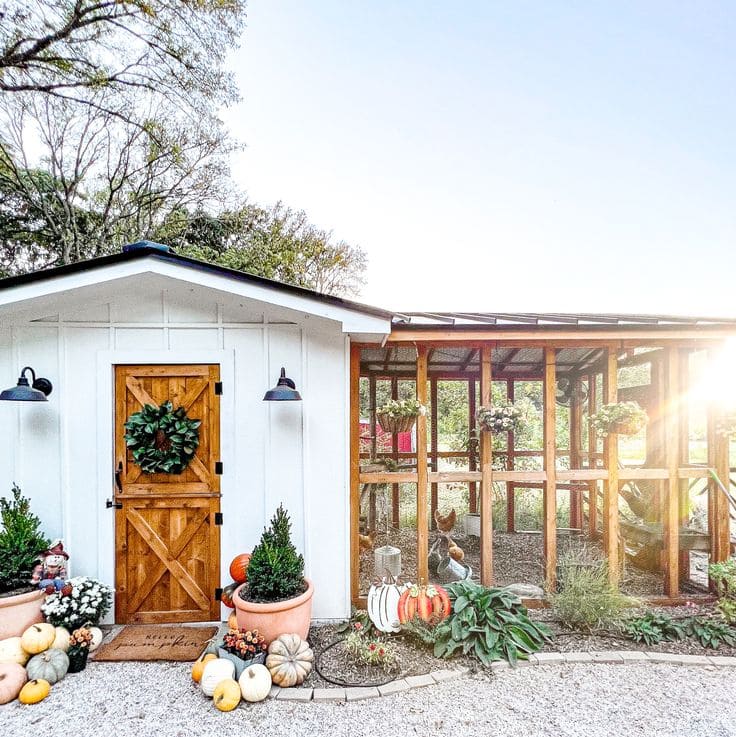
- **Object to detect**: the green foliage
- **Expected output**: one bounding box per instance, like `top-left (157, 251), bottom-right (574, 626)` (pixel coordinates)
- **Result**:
top-left (0, 485), bottom-right (50, 594)
top-left (685, 616), bottom-right (736, 649)
top-left (244, 505), bottom-right (306, 603)
top-left (428, 580), bottom-right (551, 666)
top-left (709, 558), bottom-right (736, 623)
top-left (344, 630), bottom-right (399, 672)
top-left (621, 612), bottom-right (687, 646)
top-left (550, 549), bottom-right (635, 631)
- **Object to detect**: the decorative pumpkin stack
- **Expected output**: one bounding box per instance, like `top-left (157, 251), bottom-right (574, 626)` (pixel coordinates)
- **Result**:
top-left (0, 621), bottom-right (96, 704)
top-left (218, 553), bottom-right (252, 609)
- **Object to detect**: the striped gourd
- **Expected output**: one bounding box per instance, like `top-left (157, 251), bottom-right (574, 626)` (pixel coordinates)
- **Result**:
top-left (367, 575), bottom-right (409, 633)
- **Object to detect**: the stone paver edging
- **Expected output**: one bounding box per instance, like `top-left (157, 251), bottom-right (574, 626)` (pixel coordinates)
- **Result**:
top-left (273, 652), bottom-right (736, 703)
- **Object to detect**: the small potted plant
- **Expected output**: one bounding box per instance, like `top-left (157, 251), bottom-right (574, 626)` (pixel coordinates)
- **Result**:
top-left (233, 505), bottom-right (313, 643)
top-left (590, 401), bottom-right (648, 437)
top-left (0, 485), bottom-right (50, 638)
top-left (41, 576), bottom-right (113, 631)
top-left (476, 403), bottom-right (524, 434)
top-left (376, 398), bottom-right (426, 435)
top-left (67, 626), bottom-right (93, 673)
top-left (217, 628), bottom-right (268, 676)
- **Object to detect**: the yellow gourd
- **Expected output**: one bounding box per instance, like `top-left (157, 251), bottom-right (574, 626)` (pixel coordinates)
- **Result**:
top-left (191, 652), bottom-right (217, 683)
top-left (0, 637), bottom-right (29, 665)
top-left (19, 679), bottom-right (50, 705)
top-left (20, 624), bottom-right (55, 655)
top-left (212, 678), bottom-right (241, 712)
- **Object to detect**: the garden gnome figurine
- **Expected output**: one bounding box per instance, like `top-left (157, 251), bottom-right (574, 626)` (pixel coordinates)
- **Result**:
top-left (32, 540), bottom-right (70, 593)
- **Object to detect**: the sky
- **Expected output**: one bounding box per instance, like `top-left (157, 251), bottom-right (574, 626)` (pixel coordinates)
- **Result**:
top-left (222, 1), bottom-right (736, 314)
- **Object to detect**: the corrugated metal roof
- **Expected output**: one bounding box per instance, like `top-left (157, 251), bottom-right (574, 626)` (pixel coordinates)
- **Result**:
top-left (392, 312), bottom-right (736, 327)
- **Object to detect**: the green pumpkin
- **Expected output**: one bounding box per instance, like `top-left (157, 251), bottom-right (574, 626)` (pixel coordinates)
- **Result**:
top-left (26, 648), bottom-right (70, 685)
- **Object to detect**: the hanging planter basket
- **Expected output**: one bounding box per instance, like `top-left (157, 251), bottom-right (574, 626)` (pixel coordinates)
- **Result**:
top-left (608, 417), bottom-right (647, 436)
top-left (377, 413), bottom-right (417, 435)
top-left (590, 401), bottom-right (649, 438)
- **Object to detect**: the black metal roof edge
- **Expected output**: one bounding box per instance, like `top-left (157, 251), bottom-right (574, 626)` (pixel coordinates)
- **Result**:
top-left (0, 247), bottom-right (396, 321)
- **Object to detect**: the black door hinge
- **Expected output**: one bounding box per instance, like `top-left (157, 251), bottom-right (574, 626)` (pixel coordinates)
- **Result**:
top-left (215, 461), bottom-right (223, 475)
top-left (214, 587), bottom-right (223, 601)
top-left (215, 382), bottom-right (223, 395)
top-left (214, 512), bottom-right (223, 526)
top-left (106, 499), bottom-right (123, 510)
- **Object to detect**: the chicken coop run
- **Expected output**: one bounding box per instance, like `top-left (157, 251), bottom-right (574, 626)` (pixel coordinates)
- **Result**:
top-left (350, 313), bottom-right (736, 607)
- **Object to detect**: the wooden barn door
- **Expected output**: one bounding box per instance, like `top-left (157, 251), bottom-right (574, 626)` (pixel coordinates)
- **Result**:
top-left (113, 365), bottom-right (221, 624)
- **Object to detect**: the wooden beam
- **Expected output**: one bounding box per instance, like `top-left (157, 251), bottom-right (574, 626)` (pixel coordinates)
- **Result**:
top-left (468, 377), bottom-right (477, 513)
top-left (391, 376), bottom-right (399, 528)
top-left (430, 377), bottom-right (439, 530)
top-left (368, 375), bottom-right (377, 460)
top-left (543, 347), bottom-right (557, 592)
top-left (663, 346), bottom-right (680, 596)
top-left (603, 349), bottom-right (620, 586)
top-left (507, 380), bottom-right (516, 533)
top-left (588, 372), bottom-right (599, 539)
top-left (349, 344), bottom-right (361, 606)
top-left (480, 345), bottom-right (493, 586)
top-left (416, 345), bottom-right (429, 584)
top-left (569, 376), bottom-right (582, 529)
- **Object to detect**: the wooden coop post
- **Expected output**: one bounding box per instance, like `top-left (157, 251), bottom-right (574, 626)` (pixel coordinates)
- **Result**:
top-left (602, 348), bottom-right (620, 586)
top-left (468, 378), bottom-right (478, 514)
top-left (569, 376), bottom-right (583, 530)
top-left (430, 377), bottom-right (439, 530)
top-left (507, 379), bottom-right (516, 533)
top-left (677, 349), bottom-right (691, 583)
top-left (543, 348), bottom-right (558, 592)
top-left (416, 345), bottom-right (429, 584)
top-left (349, 344), bottom-right (361, 605)
top-left (480, 345), bottom-right (494, 586)
top-left (391, 377), bottom-right (400, 528)
top-left (587, 372), bottom-right (598, 539)
top-left (663, 346), bottom-right (680, 597)
top-left (369, 376), bottom-right (377, 460)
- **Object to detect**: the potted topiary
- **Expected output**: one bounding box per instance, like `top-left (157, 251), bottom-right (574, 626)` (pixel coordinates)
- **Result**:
top-left (0, 485), bottom-right (50, 638)
top-left (232, 505), bottom-right (313, 643)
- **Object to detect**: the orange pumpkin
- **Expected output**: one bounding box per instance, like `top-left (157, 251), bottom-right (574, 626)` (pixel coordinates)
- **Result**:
top-left (229, 554), bottom-right (251, 584)
top-left (192, 653), bottom-right (217, 683)
top-left (397, 583), bottom-right (451, 623)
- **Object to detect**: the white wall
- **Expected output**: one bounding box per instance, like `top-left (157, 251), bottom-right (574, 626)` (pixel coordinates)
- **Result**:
top-left (0, 283), bottom-right (352, 620)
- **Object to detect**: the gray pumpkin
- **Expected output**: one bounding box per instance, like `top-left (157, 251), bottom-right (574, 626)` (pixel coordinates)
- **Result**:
top-left (26, 648), bottom-right (70, 684)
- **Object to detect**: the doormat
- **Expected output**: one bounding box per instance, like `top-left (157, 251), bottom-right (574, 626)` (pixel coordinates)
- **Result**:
top-left (92, 625), bottom-right (217, 662)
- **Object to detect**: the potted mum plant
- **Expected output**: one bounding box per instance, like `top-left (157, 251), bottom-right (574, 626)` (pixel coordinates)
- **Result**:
top-left (376, 398), bottom-right (426, 435)
top-left (590, 401), bottom-right (648, 437)
top-left (0, 485), bottom-right (50, 638)
top-left (41, 576), bottom-right (113, 631)
top-left (217, 628), bottom-right (268, 677)
top-left (233, 505), bottom-right (313, 643)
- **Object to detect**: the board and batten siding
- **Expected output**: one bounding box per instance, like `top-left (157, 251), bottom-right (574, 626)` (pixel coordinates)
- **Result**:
top-left (0, 287), bottom-right (351, 620)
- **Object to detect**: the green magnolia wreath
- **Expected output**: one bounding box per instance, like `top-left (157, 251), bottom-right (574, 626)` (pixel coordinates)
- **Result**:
top-left (124, 400), bottom-right (201, 474)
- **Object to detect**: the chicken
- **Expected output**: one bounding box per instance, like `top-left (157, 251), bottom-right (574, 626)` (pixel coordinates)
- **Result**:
top-left (359, 533), bottom-right (374, 552)
top-left (448, 541), bottom-right (465, 562)
top-left (434, 508), bottom-right (457, 533)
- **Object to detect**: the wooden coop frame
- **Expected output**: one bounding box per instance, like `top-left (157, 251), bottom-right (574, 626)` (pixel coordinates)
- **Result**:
top-left (350, 314), bottom-right (736, 608)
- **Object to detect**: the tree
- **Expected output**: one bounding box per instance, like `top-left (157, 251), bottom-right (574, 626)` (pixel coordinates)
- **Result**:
top-left (0, 1), bottom-right (245, 126)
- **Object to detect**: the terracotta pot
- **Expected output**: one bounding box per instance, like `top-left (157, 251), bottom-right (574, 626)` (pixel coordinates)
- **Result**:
top-left (0, 589), bottom-right (44, 639)
top-left (232, 579), bottom-right (314, 644)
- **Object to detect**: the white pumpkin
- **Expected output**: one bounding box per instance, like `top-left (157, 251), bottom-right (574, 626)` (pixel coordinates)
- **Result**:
top-left (238, 664), bottom-right (271, 703)
top-left (0, 637), bottom-right (29, 666)
top-left (367, 577), bottom-right (408, 633)
top-left (88, 627), bottom-right (103, 652)
top-left (200, 658), bottom-right (235, 697)
top-left (51, 627), bottom-right (70, 653)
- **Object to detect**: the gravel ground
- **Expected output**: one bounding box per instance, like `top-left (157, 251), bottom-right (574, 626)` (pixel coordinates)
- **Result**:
top-left (2, 661), bottom-right (734, 737)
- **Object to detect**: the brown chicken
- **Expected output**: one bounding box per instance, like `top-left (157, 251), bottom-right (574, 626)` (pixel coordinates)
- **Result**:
top-left (434, 508), bottom-right (457, 533)
top-left (448, 541), bottom-right (465, 562)
top-left (359, 533), bottom-right (374, 552)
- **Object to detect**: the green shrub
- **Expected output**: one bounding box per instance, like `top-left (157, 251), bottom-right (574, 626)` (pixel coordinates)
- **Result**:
top-left (0, 485), bottom-right (50, 594)
top-left (420, 580), bottom-right (551, 666)
top-left (709, 558), bottom-right (736, 623)
top-left (685, 616), bottom-right (736, 649)
top-left (241, 505), bottom-right (306, 603)
top-left (621, 612), bottom-right (687, 646)
top-left (550, 548), bottom-right (635, 631)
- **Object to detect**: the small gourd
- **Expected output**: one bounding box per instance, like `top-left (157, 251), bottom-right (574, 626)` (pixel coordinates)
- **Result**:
top-left (200, 658), bottom-right (235, 697)
top-left (266, 634), bottom-right (314, 688)
top-left (19, 678), bottom-right (50, 705)
top-left (238, 663), bottom-right (271, 703)
top-left (212, 678), bottom-right (241, 712)
top-left (191, 652), bottom-right (217, 683)
top-left (0, 637), bottom-right (29, 665)
top-left (227, 611), bottom-right (238, 630)
top-left (20, 623), bottom-right (56, 655)
top-left (51, 627), bottom-right (70, 653)
top-left (0, 662), bottom-right (27, 704)
top-left (26, 649), bottom-right (69, 685)
top-left (88, 627), bottom-right (103, 652)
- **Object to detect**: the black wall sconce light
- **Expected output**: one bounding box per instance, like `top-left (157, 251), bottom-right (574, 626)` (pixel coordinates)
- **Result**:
top-left (263, 367), bottom-right (302, 401)
top-left (0, 366), bottom-right (53, 402)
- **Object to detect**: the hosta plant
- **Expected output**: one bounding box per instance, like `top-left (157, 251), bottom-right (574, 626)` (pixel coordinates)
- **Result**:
top-left (428, 580), bottom-right (551, 666)
top-left (621, 612), bottom-right (687, 646)
top-left (709, 559), bottom-right (736, 623)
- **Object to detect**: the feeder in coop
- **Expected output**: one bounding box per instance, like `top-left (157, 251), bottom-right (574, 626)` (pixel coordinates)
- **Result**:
top-left (374, 545), bottom-right (401, 579)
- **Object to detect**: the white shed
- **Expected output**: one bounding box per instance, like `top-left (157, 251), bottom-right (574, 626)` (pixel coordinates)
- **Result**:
top-left (0, 242), bottom-right (393, 623)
